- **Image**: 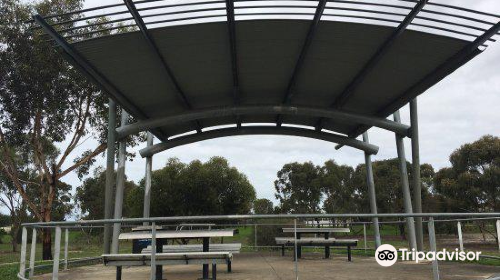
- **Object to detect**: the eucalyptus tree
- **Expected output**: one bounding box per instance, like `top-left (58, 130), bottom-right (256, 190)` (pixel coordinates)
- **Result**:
top-left (0, 0), bottom-right (139, 259)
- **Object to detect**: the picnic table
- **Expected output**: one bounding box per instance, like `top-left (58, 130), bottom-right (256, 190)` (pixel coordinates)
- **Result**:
top-left (119, 229), bottom-right (235, 280)
top-left (279, 227), bottom-right (354, 260)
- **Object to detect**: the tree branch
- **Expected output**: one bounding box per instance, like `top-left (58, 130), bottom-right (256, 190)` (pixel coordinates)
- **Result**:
top-left (57, 142), bottom-right (107, 179)
top-left (0, 126), bottom-right (43, 220)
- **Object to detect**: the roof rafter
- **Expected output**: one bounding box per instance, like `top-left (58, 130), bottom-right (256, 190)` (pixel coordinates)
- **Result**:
top-left (123, 0), bottom-right (202, 133)
top-left (315, 0), bottom-right (428, 130)
top-left (276, 0), bottom-right (327, 127)
top-left (32, 14), bottom-right (168, 141)
top-left (224, 0), bottom-right (242, 127)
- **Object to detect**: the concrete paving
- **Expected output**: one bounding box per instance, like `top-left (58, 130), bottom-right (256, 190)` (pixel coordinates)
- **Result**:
top-left (34, 252), bottom-right (499, 280)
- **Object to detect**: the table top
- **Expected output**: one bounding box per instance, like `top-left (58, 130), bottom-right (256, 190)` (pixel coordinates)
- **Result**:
top-left (282, 228), bottom-right (350, 233)
top-left (119, 229), bottom-right (235, 240)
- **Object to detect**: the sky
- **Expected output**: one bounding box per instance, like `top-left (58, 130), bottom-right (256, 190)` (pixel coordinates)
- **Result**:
top-left (54, 0), bottom-right (500, 203)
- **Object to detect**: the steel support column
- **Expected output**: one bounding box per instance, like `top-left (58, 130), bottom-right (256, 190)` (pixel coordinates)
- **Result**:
top-left (410, 99), bottom-right (424, 250)
top-left (143, 132), bottom-right (154, 226)
top-left (104, 99), bottom-right (116, 254)
top-left (394, 111), bottom-right (417, 250)
top-left (111, 110), bottom-right (129, 254)
top-left (363, 132), bottom-right (381, 248)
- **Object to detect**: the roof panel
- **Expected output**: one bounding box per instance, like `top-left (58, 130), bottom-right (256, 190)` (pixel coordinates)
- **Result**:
top-left (71, 19), bottom-right (477, 139)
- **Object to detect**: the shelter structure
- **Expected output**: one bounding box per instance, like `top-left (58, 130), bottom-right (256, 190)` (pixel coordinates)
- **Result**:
top-left (33, 0), bottom-right (500, 254)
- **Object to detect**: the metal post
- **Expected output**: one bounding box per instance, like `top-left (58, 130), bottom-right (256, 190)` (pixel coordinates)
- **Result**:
top-left (363, 132), bottom-right (381, 248)
top-left (53, 227), bottom-right (62, 280)
top-left (294, 219), bottom-right (298, 280)
top-left (143, 132), bottom-right (154, 226)
top-left (254, 224), bottom-right (257, 251)
top-left (363, 223), bottom-right (367, 252)
top-left (150, 222), bottom-right (157, 280)
top-left (29, 228), bottom-right (37, 277)
top-left (410, 99), bottom-right (424, 250)
top-left (19, 227), bottom-right (28, 278)
top-left (457, 221), bottom-right (464, 251)
top-left (104, 99), bottom-right (116, 254)
top-left (111, 110), bottom-right (129, 254)
top-left (428, 218), bottom-right (440, 280)
top-left (394, 111), bottom-right (417, 250)
top-left (64, 228), bottom-right (69, 270)
top-left (496, 220), bottom-right (500, 252)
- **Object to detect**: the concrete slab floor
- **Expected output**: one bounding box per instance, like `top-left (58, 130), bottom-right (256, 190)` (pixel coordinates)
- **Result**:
top-left (33, 252), bottom-right (500, 280)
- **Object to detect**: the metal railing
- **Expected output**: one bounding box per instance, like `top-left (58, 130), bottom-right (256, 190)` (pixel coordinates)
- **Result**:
top-left (17, 212), bottom-right (500, 280)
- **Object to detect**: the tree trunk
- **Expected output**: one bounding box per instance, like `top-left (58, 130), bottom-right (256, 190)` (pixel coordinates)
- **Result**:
top-left (42, 228), bottom-right (52, 260)
top-left (11, 226), bottom-right (19, 252)
top-left (399, 221), bottom-right (406, 240)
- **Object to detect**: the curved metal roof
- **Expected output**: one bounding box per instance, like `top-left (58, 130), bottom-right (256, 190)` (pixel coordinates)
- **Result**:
top-left (33, 0), bottom-right (500, 150)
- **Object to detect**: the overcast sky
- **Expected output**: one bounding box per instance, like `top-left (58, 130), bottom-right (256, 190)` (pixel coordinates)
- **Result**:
top-left (54, 0), bottom-right (500, 203)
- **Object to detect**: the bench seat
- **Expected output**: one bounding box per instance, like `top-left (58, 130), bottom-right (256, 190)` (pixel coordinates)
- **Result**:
top-left (275, 237), bottom-right (358, 261)
top-left (141, 243), bottom-right (242, 254)
top-left (103, 252), bottom-right (232, 266)
top-left (103, 252), bottom-right (232, 280)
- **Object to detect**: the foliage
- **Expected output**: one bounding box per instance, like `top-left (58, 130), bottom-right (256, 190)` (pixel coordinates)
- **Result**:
top-left (0, 0), bottom-right (143, 259)
top-left (274, 161), bottom-right (323, 213)
top-left (321, 160), bottom-right (357, 213)
top-left (434, 135), bottom-right (500, 213)
top-left (126, 157), bottom-right (256, 217)
top-left (75, 167), bottom-right (137, 220)
top-left (253, 198), bottom-right (274, 214)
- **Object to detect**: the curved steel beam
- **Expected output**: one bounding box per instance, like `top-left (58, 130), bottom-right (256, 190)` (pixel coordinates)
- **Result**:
top-left (139, 126), bottom-right (379, 157)
top-left (117, 105), bottom-right (410, 139)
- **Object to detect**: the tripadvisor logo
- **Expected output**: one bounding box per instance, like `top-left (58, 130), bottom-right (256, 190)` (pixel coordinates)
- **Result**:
top-left (375, 244), bottom-right (398, 267)
top-left (375, 244), bottom-right (481, 267)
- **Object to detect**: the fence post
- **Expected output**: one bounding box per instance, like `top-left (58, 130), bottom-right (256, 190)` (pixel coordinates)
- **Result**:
top-left (150, 222), bottom-right (157, 280)
top-left (64, 228), bottom-right (69, 270)
top-left (496, 220), bottom-right (500, 253)
top-left (363, 223), bottom-right (367, 252)
top-left (254, 224), bottom-right (258, 251)
top-left (19, 227), bottom-right (28, 279)
top-left (457, 222), bottom-right (464, 251)
top-left (29, 228), bottom-right (37, 277)
top-left (428, 218), bottom-right (440, 280)
top-left (53, 227), bottom-right (62, 280)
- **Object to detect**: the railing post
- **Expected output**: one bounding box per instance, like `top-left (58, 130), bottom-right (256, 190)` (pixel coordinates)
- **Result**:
top-left (150, 222), bottom-right (157, 280)
top-left (19, 227), bottom-right (28, 279)
top-left (496, 220), bottom-right (500, 253)
top-left (64, 228), bottom-right (69, 270)
top-left (363, 223), bottom-right (367, 252)
top-left (29, 228), bottom-right (37, 277)
top-left (294, 219), bottom-right (298, 280)
top-left (254, 224), bottom-right (258, 251)
top-left (53, 227), bottom-right (62, 280)
top-left (457, 222), bottom-right (464, 251)
top-left (428, 218), bottom-right (440, 280)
